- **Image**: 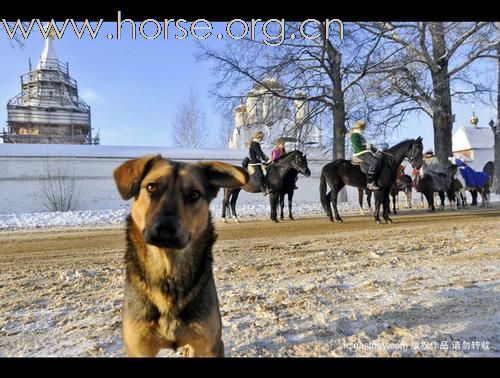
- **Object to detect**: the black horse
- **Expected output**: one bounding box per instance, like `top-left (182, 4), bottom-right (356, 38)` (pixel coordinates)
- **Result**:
top-left (320, 138), bottom-right (423, 224)
top-left (358, 173), bottom-right (413, 215)
top-left (222, 150), bottom-right (311, 223)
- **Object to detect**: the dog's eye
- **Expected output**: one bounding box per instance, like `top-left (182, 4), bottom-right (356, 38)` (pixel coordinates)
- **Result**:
top-left (146, 183), bottom-right (158, 193)
top-left (186, 190), bottom-right (201, 203)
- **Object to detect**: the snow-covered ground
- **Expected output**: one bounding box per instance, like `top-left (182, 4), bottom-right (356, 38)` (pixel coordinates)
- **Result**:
top-left (1, 194), bottom-right (499, 231)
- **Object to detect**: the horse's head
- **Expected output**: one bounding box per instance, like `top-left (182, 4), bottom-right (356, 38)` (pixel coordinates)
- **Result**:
top-left (290, 150), bottom-right (311, 177)
top-left (407, 137), bottom-right (424, 169)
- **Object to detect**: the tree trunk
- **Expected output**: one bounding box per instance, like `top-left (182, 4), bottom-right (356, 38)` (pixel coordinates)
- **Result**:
top-left (493, 39), bottom-right (500, 194)
top-left (430, 23), bottom-right (454, 165)
top-left (332, 103), bottom-right (346, 161)
top-left (330, 48), bottom-right (348, 202)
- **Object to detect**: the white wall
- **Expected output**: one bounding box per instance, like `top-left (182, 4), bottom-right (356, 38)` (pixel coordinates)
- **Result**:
top-left (0, 146), bottom-right (340, 214)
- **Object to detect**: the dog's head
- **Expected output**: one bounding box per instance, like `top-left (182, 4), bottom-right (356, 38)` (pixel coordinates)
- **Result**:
top-left (113, 155), bottom-right (248, 249)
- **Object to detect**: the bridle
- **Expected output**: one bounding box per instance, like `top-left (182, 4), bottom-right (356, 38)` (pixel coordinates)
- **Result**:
top-left (406, 141), bottom-right (421, 165)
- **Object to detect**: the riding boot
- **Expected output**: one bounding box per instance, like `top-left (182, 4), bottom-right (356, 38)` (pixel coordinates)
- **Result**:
top-left (366, 174), bottom-right (380, 190)
top-left (259, 181), bottom-right (270, 196)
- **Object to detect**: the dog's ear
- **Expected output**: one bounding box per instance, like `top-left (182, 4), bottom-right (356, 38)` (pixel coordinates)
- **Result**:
top-left (197, 161), bottom-right (249, 189)
top-left (113, 154), bottom-right (162, 200)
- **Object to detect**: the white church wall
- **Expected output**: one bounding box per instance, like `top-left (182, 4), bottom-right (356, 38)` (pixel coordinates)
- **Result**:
top-left (470, 149), bottom-right (494, 171)
top-left (0, 145), bottom-right (334, 214)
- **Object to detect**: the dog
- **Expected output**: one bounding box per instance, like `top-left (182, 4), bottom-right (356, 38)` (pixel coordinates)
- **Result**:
top-left (113, 155), bottom-right (249, 357)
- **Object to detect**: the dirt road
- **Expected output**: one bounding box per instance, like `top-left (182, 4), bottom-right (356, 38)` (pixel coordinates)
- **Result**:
top-left (0, 208), bottom-right (499, 357)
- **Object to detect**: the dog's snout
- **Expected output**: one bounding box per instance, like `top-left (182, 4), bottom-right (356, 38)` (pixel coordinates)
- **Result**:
top-left (145, 215), bottom-right (190, 249)
top-left (153, 217), bottom-right (179, 239)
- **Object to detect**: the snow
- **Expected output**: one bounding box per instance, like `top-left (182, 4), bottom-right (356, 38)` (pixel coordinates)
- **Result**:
top-left (0, 202), bottom-right (359, 231)
top-left (1, 193), bottom-right (499, 231)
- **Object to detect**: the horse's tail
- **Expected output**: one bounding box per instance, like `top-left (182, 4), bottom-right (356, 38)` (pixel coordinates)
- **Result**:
top-left (320, 169), bottom-right (329, 212)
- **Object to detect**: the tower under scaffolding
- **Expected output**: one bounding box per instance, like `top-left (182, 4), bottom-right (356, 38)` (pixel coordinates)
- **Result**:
top-left (2, 34), bottom-right (99, 145)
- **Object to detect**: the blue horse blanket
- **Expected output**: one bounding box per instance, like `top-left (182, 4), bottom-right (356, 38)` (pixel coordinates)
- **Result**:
top-left (456, 159), bottom-right (490, 188)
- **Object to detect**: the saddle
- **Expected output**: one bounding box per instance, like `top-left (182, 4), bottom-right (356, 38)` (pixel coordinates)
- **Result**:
top-left (351, 155), bottom-right (370, 174)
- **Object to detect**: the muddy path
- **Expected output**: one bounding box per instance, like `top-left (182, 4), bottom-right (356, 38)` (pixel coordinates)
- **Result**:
top-left (0, 207), bottom-right (499, 357)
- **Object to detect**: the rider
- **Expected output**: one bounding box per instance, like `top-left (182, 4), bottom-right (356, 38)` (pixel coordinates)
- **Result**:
top-left (271, 137), bottom-right (286, 161)
top-left (249, 131), bottom-right (271, 196)
top-left (350, 119), bottom-right (381, 190)
top-left (271, 137), bottom-right (298, 190)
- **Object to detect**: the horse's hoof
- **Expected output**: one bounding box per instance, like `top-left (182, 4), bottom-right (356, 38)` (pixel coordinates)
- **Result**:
top-left (336, 219), bottom-right (343, 224)
top-left (273, 219), bottom-right (279, 223)
top-left (376, 220), bottom-right (381, 224)
top-left (328, 217), bottom-right (334, 223)
top-left (387, 218), bottom-right (394, 224)
top-left (234, 217), bottom-right (240, 223)
top-left (222, 218), bottom-right (227, 223)
top-left (289, 216), bottom-right (295, 221)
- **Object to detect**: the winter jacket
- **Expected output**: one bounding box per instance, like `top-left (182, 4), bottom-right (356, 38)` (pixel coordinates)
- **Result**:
top-left (351, 129), bottom-right (376, 156)
top-left (249, 140), bottom-right (269, 164)
top-left (271, 147), bottom-right (286, 162)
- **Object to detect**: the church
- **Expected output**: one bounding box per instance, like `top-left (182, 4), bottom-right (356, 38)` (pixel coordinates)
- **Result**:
top-left (452, 111), bottom-right (494, 170)
top-left (228, 78), bottom-right (323, 152)
top-left (1, 32), bottom-right (98, 144)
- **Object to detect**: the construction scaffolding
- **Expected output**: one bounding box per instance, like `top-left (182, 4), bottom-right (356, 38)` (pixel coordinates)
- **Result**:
top-left (2, 37), bottom-right (99, 145)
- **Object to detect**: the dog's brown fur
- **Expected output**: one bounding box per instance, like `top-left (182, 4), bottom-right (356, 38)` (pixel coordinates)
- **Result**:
top-left (113, 155), bottom-right (248, 357)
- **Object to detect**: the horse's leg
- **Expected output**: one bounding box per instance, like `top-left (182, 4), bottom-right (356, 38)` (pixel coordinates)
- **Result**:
top-left (279, 193), bottom-right (285, 221)
top-left (470, 190), bottom-right (478, 206)
top-left (367, 190), bottom-right (373, 212)
top-left (373, 190), bottom-right (382, 224)
top-left (288, 189), bottom-right (295, 220)
top-left (424, 191), bottom-right (435, 212)
top-left (230, 189), bottom-right (241, 223)
top-left (324, 191), bottom-right (334, 222)
top-left (332, 184), bottom-right (345, 223)
top-left (438, 191), bottom-right (445, 210)
top-left (358, 187), bottom-right (365, 215)
top-left (406, 188), bottom-right (412, 209)
top-left (479, 189), bottom-right (487, 208)
top-left (222, 189), bottom-right (229, 222)
top-left (383, 190), bottom-right (393, 224)
top-left (391, 192), bottom-right (397, 214)
top-left (270, 192), bottom-right (279, 223)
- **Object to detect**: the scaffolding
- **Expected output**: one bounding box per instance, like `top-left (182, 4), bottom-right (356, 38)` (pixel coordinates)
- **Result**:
top-left (2, 53), bottom-right (99, 145)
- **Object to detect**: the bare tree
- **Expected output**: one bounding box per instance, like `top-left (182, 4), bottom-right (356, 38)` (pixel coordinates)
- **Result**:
top-left (173, 89), bottom-right (208, 148)
top-left (37, 159), bottom-right (80, 212)
top-left (217, 113), bottom-right (235, 148)
top-left (360, 22), bottom-right (498, 164)
top-left (198, 22), bottom-right (399, 160)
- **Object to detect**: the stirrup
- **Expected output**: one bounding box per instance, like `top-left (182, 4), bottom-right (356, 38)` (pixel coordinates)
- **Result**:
top-left (367, 182), bottom-right (380, 190)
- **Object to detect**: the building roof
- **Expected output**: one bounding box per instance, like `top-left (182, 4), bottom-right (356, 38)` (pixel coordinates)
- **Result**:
top-left (452, 126), bottom-right (494, 151)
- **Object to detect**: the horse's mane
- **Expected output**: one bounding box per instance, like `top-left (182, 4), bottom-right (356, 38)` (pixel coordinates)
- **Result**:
top-left (387, 139), bottom-right (415, 152)
top-left (483, 161), bottom-right (494, 176)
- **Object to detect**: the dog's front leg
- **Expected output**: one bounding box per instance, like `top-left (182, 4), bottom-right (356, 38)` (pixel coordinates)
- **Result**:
top-left (182, 338), bottom-right (224, 357)
top-left (123, 317), bottom-right (161, 357)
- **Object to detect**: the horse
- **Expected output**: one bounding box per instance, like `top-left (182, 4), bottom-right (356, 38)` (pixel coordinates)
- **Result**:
top-left (222, 150), bottom-right (311, 223)
top-left (319, 137), bottom-right (424, 224)
top-left (389, 174), bottom-right (413, 214)
top-left (449, 158), bottom-right (493, 208)
top-left (358, 174), bottom-right (413, 215)
top-left (416, 161), bottom-right (456, 211)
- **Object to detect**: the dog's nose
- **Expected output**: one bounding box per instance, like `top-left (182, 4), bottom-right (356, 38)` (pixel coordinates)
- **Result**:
top-left (153, 216), bottom-right (179, 240)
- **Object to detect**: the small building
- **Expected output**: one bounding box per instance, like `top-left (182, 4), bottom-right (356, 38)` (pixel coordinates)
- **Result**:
top-left (2, 33), bottom-right (99, 144)
top-left (452, 112), bottom-right (494, 170)
top-left (228, 78), bottom-right (323, 152)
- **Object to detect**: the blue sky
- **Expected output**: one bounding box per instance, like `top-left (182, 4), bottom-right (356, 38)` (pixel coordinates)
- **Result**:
top-left (0, 21), bottom-right (497, 152)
